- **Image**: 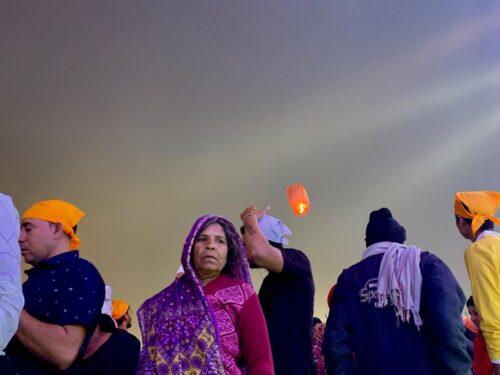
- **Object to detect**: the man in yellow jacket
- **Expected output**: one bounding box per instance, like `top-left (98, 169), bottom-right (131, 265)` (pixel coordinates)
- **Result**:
top-left (455, 191), bottom-right (500, 375)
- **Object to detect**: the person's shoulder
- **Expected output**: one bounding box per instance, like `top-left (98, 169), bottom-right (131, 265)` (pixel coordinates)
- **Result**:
top-left (283, 247), bottom-right (308, 257)
top-left (62, 253), bottom-right (104, 284)
top-left (334, 253), bottom-right (387, 290)
top-left (420, 250), bottom-right (437, 261)
top-left (419, 250), bottom-right (445, 266)
top-left (72, 254), bottom-right (100, 272)
top-left (239, 280), bottom-right (257, 299)
top-left (464, 236), bottom-right (500, 265)
top-left (419, 250), bottom-right (457, 277)
top-left (75, 260), bottom-right (105, 287)
top-left (282, 247), bottom-right (311, 264)
top-left (342, 252), bottom-right (382, 273)
top-left (216, 274), bottom-right (252, 290)
top-left (475, 233), bottom-right (500, 249)
top-left (213, 275), bottom-right (257, 301)
top-left (114, 329), bottom-right (141, 345)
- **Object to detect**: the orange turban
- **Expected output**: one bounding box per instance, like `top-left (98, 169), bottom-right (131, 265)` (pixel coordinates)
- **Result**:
top-left (112, 299), bottom-right (130, 320)
top-left (454, 191), bottom-right (500, 236)
top-left (21, 200), bottom-right (85, 250)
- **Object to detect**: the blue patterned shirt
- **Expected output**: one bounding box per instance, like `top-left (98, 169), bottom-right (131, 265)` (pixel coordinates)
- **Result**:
top-left (3, 250), bottom-right (104, 374)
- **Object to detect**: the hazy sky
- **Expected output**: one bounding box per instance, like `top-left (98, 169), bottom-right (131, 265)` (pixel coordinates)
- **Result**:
top-left (1, 1), bottom-right (500, 337)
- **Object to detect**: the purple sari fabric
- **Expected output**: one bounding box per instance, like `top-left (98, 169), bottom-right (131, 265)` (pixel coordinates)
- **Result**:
top-left (137, 214), bottom-right (252, 375)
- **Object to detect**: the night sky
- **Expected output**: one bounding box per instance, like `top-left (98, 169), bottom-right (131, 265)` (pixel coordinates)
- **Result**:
top-left (1, 0), bottom-right (500, 337)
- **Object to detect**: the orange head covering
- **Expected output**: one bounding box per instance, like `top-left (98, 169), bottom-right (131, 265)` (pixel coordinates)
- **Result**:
top-left (454, 191), bottom-right (500, 236)
top-left (112, 299), bottom-right (130, 320)
top-left (21, 200), bottom-right (85, 250)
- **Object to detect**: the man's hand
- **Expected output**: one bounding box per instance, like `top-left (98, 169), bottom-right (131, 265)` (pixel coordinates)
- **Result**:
top-left (240, 206), bottom-right (269, 224)
top-left (313, 323), bottom-right (325, 341)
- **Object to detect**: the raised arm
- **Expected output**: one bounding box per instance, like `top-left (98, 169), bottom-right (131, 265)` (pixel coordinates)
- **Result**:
top-left (240, 207), bottom-right (283, 273)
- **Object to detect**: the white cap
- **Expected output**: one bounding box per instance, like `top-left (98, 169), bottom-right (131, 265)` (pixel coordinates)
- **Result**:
top-left (258, 214), bottom-right (292, 245)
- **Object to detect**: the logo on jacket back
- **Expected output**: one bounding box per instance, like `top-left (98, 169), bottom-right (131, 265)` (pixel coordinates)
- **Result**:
top-left (359, 278), bottom-right (389, 308)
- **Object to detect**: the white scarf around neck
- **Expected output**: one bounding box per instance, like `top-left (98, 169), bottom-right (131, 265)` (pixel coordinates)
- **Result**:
top-left (362, 241), bottom-right (423, 328)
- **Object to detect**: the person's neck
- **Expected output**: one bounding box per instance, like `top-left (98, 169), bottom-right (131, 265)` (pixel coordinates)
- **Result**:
top-left (48, 240), bottom-right (73, 259)
top-left (199, 273), bottom-right (220, 286)
top-left (51, 248), bottom-right (73, 258)
top-left (35, 247), bottom-right (74, 265)
top-left (471, 230), bottom-right (484, 242)
top-left (84, 329), bottom-right (112, 359)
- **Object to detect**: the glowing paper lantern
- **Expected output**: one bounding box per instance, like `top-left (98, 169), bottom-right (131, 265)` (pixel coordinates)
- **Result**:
top-left (287, 183), bottom-right (310, 216)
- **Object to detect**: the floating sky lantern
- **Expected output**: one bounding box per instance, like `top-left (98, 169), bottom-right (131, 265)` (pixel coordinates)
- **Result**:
top-left (286, 183), bottom-right (310, 216)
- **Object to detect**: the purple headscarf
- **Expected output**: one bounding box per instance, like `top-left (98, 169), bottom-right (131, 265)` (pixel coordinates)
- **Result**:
top-left (137, 214), bottom-right (252, 375)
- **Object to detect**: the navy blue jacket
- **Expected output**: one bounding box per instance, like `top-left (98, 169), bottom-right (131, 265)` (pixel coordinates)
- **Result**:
top-left (323, 251), bottom-right (472, 375)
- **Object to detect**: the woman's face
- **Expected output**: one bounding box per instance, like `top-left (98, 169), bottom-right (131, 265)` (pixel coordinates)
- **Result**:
top-left (193, 223), bottom-right (229, 281)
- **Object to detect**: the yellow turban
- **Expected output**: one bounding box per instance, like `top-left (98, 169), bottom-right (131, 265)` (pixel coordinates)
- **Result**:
top-left (112, 299), bottom-right (130, 320)
top-left (21, 200), bottom-right (85, 250)
top-left (454, 191), bottom-right (500, 236)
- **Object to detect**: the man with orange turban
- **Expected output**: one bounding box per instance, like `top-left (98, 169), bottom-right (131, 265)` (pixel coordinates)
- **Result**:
top-left (112, 299), bottom-right (132, 330)
top-left (455, 191), bottom-right (500, 375)
top-left (0, 199), bottom-right (105, 375)
top-left (81, 293), bottom-right (140, 374)
top-left (111, 298), bottom-right (140, 365)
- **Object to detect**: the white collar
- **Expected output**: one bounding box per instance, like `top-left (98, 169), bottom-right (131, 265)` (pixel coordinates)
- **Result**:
top-left (475, 230), bottom-right (500, 242)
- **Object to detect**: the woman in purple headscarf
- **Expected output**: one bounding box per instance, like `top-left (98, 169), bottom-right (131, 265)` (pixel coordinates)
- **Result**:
top-left (137, 215), bottom-right (274, 375)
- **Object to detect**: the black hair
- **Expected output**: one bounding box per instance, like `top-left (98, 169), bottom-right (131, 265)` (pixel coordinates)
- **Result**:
top-left (313, 317), bottom-right (322, 326)
top-left (455, 214), bottom-right (494, 232)
top-left (115, 316), bottom-right (125, 326)
top-left (48, 223), bottom-right (79, 236)
top-left (455, 202), bottom-right (494, 231)
top-left (98, 314), bottom-right (116, 333)
top-left (466, 296), bottom-right (475, 307)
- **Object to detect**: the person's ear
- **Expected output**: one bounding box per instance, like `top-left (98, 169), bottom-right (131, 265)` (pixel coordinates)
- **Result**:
top-left (51, 223), bottom-right (64, 239)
